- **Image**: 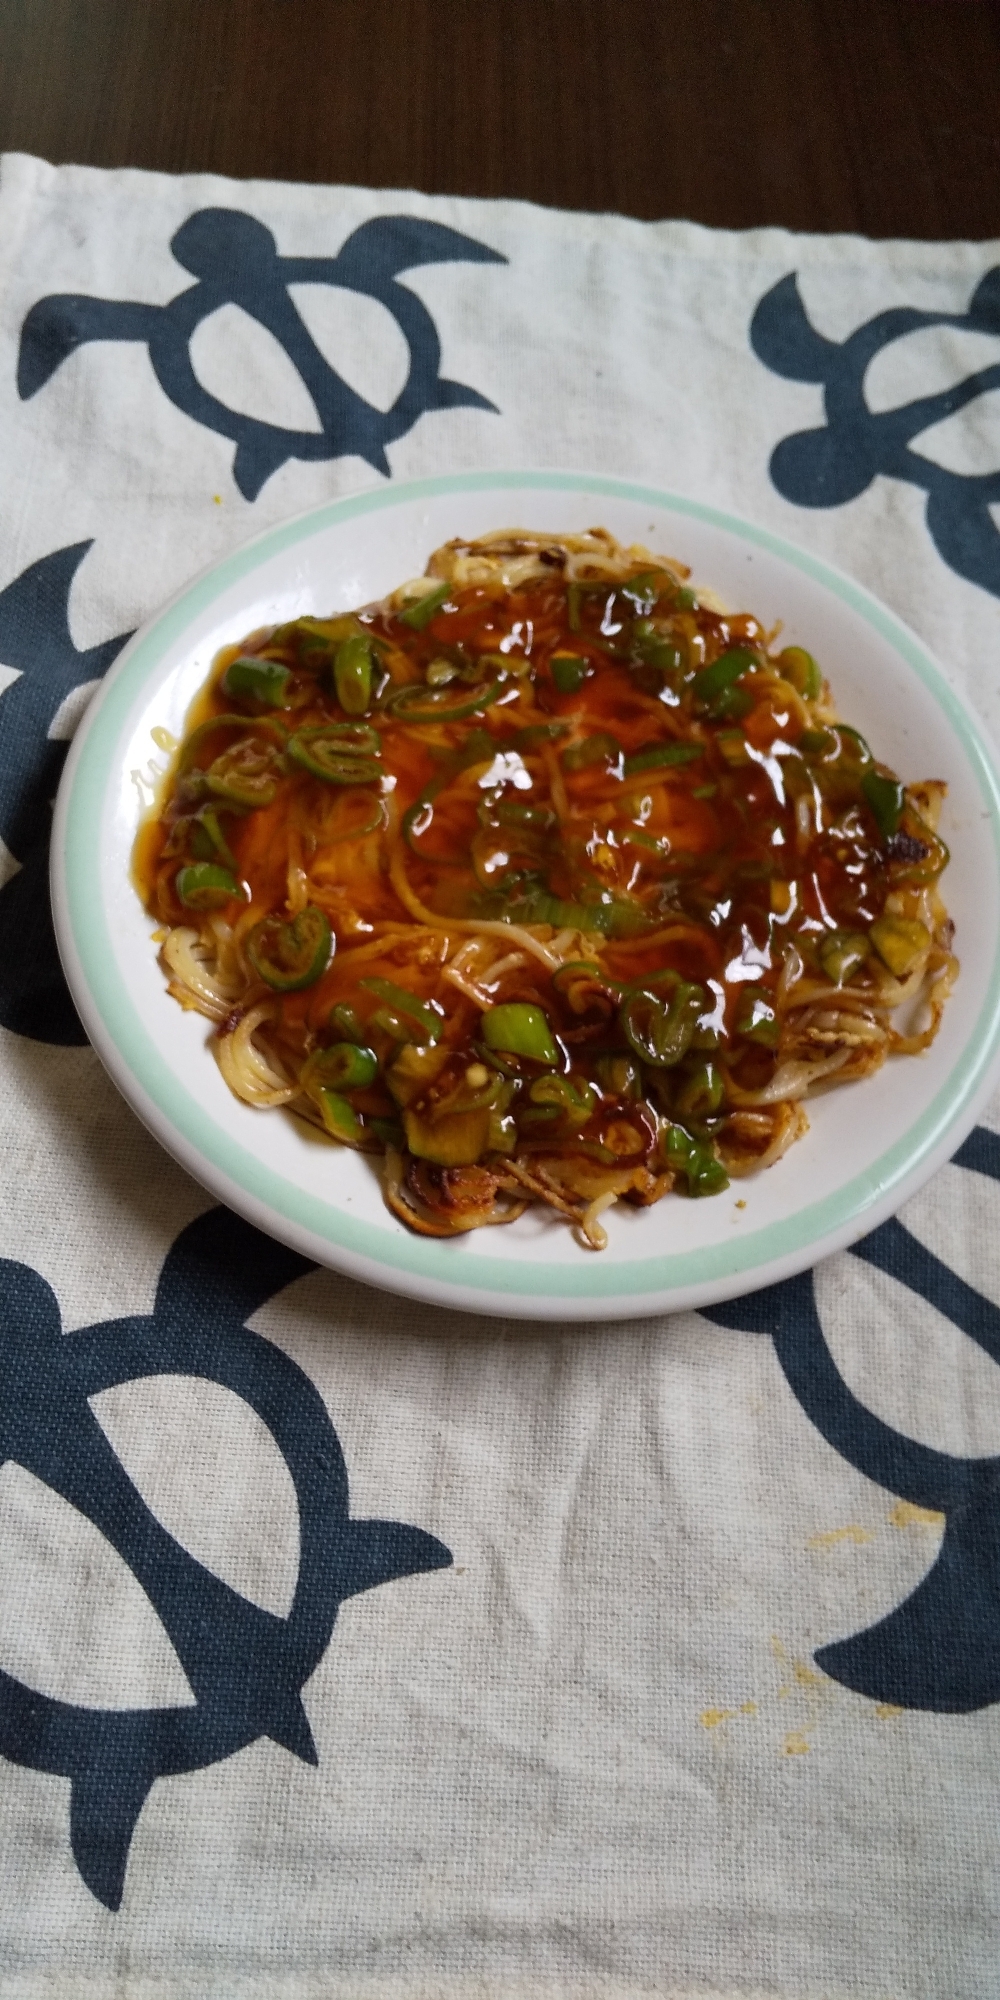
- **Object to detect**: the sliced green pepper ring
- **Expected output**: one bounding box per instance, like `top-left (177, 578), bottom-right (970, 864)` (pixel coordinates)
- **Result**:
top-left (175, 862), bottom-right (245, 909)
top-left (302, 1041), bottom-right (378, 1092)
top-left (287, 723), bottom-right (382, 785)
top-left (178, 713), bottom-right (287, 774)
top-left (482, 1002), bottom-right (559, 1064)
top-left (398, 581), bottom-right (451, 630)
top-left (247, 905), bottom-right (333, 991)
top-left (221, 656), bottom-right (292, 708)
top-left (205, 737), bottom-right (286, 808)
top-left (861, 769), bottom-right (906, 838)
top-left (619, 973), bottom-right (704, 1067)
top-left (359, 976), bottom-right (444, 1043)
top-left (333, 634), bottom-right (376, 716)
top-left (385, 677), bottom-right (505, 724)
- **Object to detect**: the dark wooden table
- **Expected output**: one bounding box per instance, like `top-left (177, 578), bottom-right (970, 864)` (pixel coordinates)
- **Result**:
top-left (1, 0), bottom-right (998, 239)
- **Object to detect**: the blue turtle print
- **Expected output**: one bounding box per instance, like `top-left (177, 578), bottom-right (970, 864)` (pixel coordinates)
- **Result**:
top-left (0, 541), bottom-right (132, 1043)
top-left (0, 1205), bottom-right (451, 1910)
top-left (704, 1123), bottom-right (1000, 1712)
top-left (18, 208), bottom-right (507, 499)
top-left (750, 265), bottom-right (1000, 600)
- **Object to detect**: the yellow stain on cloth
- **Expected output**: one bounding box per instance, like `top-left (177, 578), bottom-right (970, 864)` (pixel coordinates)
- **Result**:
top-left (783, 1731), bottom-right (811, 1756)
top-left (890, 1500), bottom-right (944, 1529)
top-left (807, 1524), bottom-right (875, 1547)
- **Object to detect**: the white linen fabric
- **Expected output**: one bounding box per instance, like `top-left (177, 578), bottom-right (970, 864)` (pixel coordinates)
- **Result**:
top-left (0, 150), bottom-right (999, 2000)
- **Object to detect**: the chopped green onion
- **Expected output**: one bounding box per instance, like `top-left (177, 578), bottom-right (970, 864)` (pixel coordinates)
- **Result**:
top-left (522, 1073), bottom-right (595, 1131)
top-left (618, 974), bottom-right (704, 1068)
top-left (482, 1002), bottom-right (559, 1064)
top-left (818, 930), bottom-right (870, 986)
top-left (386, 677), bottom-right (505, 724)
top-left (175, 862), bottom-right (243, 909)
top-left (315, 1089), bottom-right (365, 1146)
top-left (619, 570), bottom-right (668, 611)
top-left (303, 1042), bottom-right (378, 1092)
top-left (622, 741), bottom-right (701, 776)
top-left (561, 732), bottom-right (622, 773)
top-left (662, 1123), bottom-right (729, 1195)
top-left (333, 634), bottom-right (375, 715)
top-left (329, 1000), bottom-right (364, 1040)
top-left (862, 770), bottom-right (906, 839)
top-left (398, 582), bottom-right (450, 630)
top-left (673, 1060), bottom-right (724, 1121)
top-left (246, 905), bottom-right (332, 991)
top-left (869, 916), bottom-right (930, 977)
top-left (692, 647), bottom-right (758, 703)
top-left (550, 653), bottom-right (589, 694)
top-left (360, 976), bottom-right (444, 1043)
top-left (778, 646), bottom-right (822, 700)
top-left (222, 656), bottom-right (292, 707)
top-left (287, 723), bottom-right (381, 785)
top-left (736, 995), bottom-right (780, 1045)
top-left (514, 722), bottom-right (570, 750)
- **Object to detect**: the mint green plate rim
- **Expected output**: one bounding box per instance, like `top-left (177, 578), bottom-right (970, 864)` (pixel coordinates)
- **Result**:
top-left (53, 471), bottom-right (1000, 1319)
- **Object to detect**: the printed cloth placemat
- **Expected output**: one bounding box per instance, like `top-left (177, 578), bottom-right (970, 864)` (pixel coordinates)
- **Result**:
top-left (0, 150), bottom-right (999, 1999)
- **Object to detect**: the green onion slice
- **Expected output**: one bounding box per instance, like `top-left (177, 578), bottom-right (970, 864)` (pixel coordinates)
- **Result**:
top-left (287, 723), bottom-right (381, 785)
top-left (175, 863), bottom-right (244, 909)
top-left (359, 977), bottom-right (444, 1043)
top-left (622, 741), bottom-right (701, 776)
top-left (398, 582), bottom-right (450, 630)
top-left (386, 677), bottom-right (505, 724)
top-left (247, 905), bottom-right (333, 991)
top-left (221, 656), bottom-right (291, 708)
top-left (482, 1002), bottom-right (559, 1064)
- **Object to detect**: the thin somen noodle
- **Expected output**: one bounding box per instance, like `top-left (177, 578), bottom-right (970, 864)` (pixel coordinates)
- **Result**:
top-left (134, 529), bottom-right (957, 1248)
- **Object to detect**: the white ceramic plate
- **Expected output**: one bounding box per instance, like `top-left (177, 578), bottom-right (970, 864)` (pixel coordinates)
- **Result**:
top-left (51, 471), bottom-right (1000, 1321)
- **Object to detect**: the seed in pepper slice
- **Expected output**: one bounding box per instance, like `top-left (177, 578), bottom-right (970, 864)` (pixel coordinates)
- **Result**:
top-left (247, 905), bottom-right (333, 990)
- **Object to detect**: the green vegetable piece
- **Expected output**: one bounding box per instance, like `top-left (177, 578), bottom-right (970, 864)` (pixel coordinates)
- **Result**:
top-left (487, 1108), bottom-right (519, 1154)
top-left (514, 722), bottom-right (570, 750)
top-left (778, 646), bottom-right (822, 700)
top-left (862, 769), bottom-right (906, 839)
top-left (523, 1073), bottom-right (595, 1131)
top-left (386, 677), bottom-right (505, 724)
top-left (561, 732), bottom-right (622, 773)
top-left (368, 1115), bottom-right (405, 1147)
top-left (550, 653), bottom-right (589, 694)
top-left (674, 1060), bottom-right (724, 1121)
top-left (663, 1123), bottom-right (729, 1196)
top-left (204, 737), bottom-right (285, 808)
top-left (633, 621), bottom-right (682, 673)
top-left (193, 806), bottom-right (237, 869)
top-left (304, 1042), bottom-right (378, 1092)
top-left (315, 1089), bottom-right (365, 1146)
top-left (482, 1002), bottom-right (559, 1064)
top-left (360, 976), bottom-right (444, 1043)
top-left (619, 570), bottom-right (667, 611)
top-left (623, 741), bottom-right (701, 776)
top-left (222, 655), bottom-right (292, 708)
top-left (619, 973), bottom-right (704, 1068)
top-left (287, 723), bottom-right (381, 785)
top-left (691, 784), bottom-right (718, 800)
top-left (398, 582), bottom-right (450, 630)
top-left (869, 916), bottom-right (931, 977)
top-left (736, 994), bottom-right (780, 1045)
top-left (334, 634), bottom-right (375, 716)
top-left (246, 905), bottom-right (332, 991)
top-left (329, 1000), bottom-right (364, 1040)
top-left (426, 656), bottom-right (459, 686)
top-left (692, 647), bottom-right (758, 704)
top-left (175, 862), bottom-right (243, 909)
top-left (593, 1052), bottom-right (640, 1098)
top-left (403, 1103), bottom-right (492, 1166)
top-left (673, 586), bottom-right (698, 611)
top-left (177, 713), bottom-right (286, 775)
top-left (818, 930), bottom-right (870, 986)
top-left (709, 685), bottom-right (753, 722)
